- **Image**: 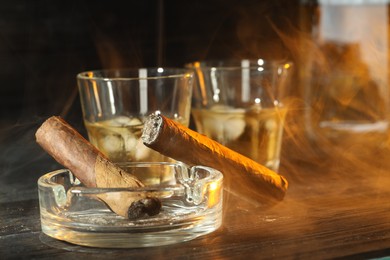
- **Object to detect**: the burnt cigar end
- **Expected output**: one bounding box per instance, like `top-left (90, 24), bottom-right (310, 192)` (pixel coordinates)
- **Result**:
top-left (127, 197), bottom-right (162, 220)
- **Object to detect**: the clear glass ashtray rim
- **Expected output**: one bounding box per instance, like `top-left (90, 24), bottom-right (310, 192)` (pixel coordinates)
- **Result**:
top-left (37, 161), bottom-right (223, 194)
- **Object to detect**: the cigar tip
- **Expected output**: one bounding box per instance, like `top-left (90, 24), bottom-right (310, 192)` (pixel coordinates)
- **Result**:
top-left (141, 112), bottom-right (163, 145)
top-left (35, 116), bottom-right (64, 142)
top-left (127, 197), bottom-right (162, 220)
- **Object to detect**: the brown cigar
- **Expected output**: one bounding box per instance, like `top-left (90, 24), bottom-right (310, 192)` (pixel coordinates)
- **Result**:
top-left (142, 112), bottom-right (288, 204)
top-left (36, 116), bottom-right (161, 219)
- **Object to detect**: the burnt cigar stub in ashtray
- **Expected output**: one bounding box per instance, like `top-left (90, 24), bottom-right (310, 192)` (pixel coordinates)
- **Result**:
top-left (35, 116), bottom-right (161, 219)
top-left (142, 112), bottom-right (288, 204)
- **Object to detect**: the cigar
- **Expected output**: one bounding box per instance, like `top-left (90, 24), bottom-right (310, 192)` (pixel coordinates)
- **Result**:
top-left (36, 116), bottom-right (161, 219)
top-left (142, 112), bottom-right (288, 204)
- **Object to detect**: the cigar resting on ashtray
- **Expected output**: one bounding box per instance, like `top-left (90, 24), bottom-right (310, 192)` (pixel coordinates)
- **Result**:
top-left (142, 112), bottom-right (288, 204)
top-left (35, 116), bottom-right (161, 219)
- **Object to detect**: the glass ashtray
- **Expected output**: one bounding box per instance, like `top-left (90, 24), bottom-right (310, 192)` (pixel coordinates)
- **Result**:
top-left (38, 162), bottom-right (223, 248)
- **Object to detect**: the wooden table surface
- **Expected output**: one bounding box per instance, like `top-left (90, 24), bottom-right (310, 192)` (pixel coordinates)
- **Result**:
top-left (1, 115), bottom-right (390, 259)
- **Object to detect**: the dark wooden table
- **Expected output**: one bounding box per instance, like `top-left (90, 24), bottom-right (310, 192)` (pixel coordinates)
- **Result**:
top-left (1, 116), bottom-right (390, 259)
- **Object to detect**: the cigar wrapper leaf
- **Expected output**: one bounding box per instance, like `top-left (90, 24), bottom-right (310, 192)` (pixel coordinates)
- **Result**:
top-left (35, 116), bottom-right (161, 219)
top-left (142, 112), bottom-right (288, 204)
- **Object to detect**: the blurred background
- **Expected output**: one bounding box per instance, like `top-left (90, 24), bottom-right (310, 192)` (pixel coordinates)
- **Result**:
top-left (0, 0), bottom-right (298, 201)
top-left (0, 0), bottom-right (298, 127)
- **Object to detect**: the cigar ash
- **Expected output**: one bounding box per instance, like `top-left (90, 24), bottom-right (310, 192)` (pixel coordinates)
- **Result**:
top-left (142, 112), bottom-right (163, 144)
top-left (97, 192), bottom-right (161, 220)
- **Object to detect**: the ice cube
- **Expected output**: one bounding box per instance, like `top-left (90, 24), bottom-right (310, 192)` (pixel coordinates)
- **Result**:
top-left (225, 116), bottom-right (246, 141)
top-left (110, 116), bottom-right (133, 126)
top-left (206, 105), bottom-right (246, 142)
top-left (98, 132), bottom-right (124, 154)
top-left (123, 131), bottom-right (138, 155)
top-left (203, 116), bottom-right (224, 142)
top-left (128, 117), bottom-right (143, 126)
top-left (111, 116), bottom-right (143, 127)
top-left (134, 139), bottom-right (151, 160)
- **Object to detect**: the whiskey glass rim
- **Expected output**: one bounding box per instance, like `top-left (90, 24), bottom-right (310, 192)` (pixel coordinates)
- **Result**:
top-left (77, 68), bottom-right (194, 81)
top-left (186, 58), bottom-right (293, 71)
